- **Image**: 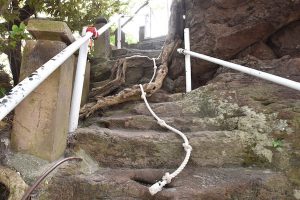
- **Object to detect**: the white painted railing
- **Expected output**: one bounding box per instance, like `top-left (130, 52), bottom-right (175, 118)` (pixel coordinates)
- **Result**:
top-left (178, 48), bottom-right (300, 92)
top-left (179, 27), bottom-right (300, 92)
top-left (0, 15), bottom-right (123, 128)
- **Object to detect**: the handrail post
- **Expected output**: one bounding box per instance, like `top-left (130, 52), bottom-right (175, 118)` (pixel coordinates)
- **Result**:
top-left (184, 28), bottom-right (192, 92)
top-left (117, 17), bottom-right (122, 49)
top-left (69, 29), bottom-right (89, 133)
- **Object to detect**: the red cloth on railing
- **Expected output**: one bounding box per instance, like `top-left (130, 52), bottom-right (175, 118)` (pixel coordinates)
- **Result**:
top-left (86, 26), bottom-right (99, 39)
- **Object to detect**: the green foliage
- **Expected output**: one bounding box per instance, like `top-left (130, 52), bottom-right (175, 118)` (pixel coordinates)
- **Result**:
top-left (126, 33), bottom-right (138, 44)
top-left (110, 34), bottom-right (116, 46)
top-left (9, 22), bottom-right (29, 47)
top-left (0, 87), bottom-right (5, 98)
top-left (34, 0), bottom-right (128, 31)
top-left (0, 0), bottom-right (130, 53)
top-left (272, 139), bottom-right (283, 149)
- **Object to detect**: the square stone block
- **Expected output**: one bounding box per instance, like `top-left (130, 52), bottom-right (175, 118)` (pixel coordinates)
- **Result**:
top-left (11, 40), bottom-right (75, 161)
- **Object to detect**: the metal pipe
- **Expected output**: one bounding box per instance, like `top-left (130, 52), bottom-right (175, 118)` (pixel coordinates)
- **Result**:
top-left (177, 48), bottom-right (300, 92)
top-left (21, 157), bottom-right (82, 200)
top-left (184, 29), bottom-right (192, 92)
top-left (0, 33), bottom-right (91, 121)
top-left (68, 29), bottom-right (89, 133)
top-left (0, 15), bottom-right (123, 121)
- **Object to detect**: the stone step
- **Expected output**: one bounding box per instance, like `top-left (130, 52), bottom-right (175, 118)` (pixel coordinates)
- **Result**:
top-left (70, 126), bottom-right (252, 168)
top-left (39, 166), bottom-right (293, 199)
top-left (84, 114), bottom-right (233, 132)
top-left (111, 48), bottom-right (161, 60)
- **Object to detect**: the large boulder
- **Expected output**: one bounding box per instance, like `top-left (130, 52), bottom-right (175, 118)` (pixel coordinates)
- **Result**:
top-left (168, 0), bottom-right (300, 88)
top-left (269, 20), bottom-right (300, 58)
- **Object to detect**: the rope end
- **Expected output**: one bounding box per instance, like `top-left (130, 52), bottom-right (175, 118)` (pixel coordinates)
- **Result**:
top-left (177, 48), bottom-right (185, 54)
top-left (149, 181), bottom-right (164, 195)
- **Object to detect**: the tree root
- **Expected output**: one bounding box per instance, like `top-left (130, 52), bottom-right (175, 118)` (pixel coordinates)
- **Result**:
top-left (80, 38), bottom-right (181, 119)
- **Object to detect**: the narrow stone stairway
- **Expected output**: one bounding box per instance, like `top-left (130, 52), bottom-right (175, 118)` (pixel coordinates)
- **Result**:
top-left (38, 79), bottom-right (297, 199)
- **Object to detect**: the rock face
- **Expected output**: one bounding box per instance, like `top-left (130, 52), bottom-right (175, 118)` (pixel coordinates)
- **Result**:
top-left (269, 21), bottom-right (300, 58)
top-left (168, 0), bottom-right (300, 89)
top-left (39, 166), bottom-right (292, 200)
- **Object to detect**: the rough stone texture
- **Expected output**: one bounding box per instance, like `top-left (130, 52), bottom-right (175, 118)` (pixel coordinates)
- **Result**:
top-left (71, 127), bottom-right (247, 168)
top-left (77, 55), bottom-right (300, 191)
top-left (39, 165), bottom-right (293, 199)
top-left (111, 48), bottom-right (161, 60)
top-left (269, 20), bottom-right (300, 58)
top-left (5, 152), bottom-right (50, 184)
top-left (90, 58), bottom-right (114, 83)
top-left (27, 19), bottom-right (75, 44)
top-left (0, 166), bottom-right (28, 200)
top-left (168, 0), bottom-right (300, 88)
top-left (94, 21), bottom-right (111, 59)
top-left (127, 36), bottom-right (166, 50)
top-left (124, 56), bottom-right (155, 86)
top-left (11, 40), bottom-right (75, 161)
top-left (236, 42), bottom-right (277, 60)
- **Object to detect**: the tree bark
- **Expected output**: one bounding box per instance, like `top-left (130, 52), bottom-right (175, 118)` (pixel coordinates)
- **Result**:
top-left (7, 42), bottom-right (22, 85)
top-left (80, 38), bottom-right (181, 118)
top-left (4, 1), bottom-right (35, 85)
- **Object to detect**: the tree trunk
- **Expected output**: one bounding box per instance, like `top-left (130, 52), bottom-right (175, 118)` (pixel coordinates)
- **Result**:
top-left (80, 38), bottom-right (181, 118)
top-left (7, 42), bottom-right (22, 85)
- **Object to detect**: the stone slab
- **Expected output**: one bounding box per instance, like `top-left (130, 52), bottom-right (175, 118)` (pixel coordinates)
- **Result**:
top-left (71, 127), bottom-right (248, 168)
top-left (39, 166), bottom-right (292, 199)
top-left (11, 40), bottom-right (75, 161)
top-left (27, 19), bottom-right (75, 44)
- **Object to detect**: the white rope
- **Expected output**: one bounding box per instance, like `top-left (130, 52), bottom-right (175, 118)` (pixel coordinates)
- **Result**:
top-left (139, 84), bottom-right (192, 195)
top-left (149, 58), bottom-right (157, 83)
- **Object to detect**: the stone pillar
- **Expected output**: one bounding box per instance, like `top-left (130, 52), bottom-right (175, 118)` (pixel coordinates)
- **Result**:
top-left (139, 26), bottom-right (145, 42)
top-left (11, 20), bottom-right (75, 161)
top-left (94, 17), bottom-right (111, 59)
top-left (91, 17), bottom-right (112, 83)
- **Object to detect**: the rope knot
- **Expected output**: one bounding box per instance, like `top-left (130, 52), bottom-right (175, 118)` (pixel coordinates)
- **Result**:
top-left (157, 119), bottom-right (166, 127)
top-left (162, 172), bottom-right (172, 184)
top-left (86, 26), bottom-right (99, 39)
top-left (141, 91), bottom-right (146, 100)
top-left (183, 143), bottom-right (192, 152)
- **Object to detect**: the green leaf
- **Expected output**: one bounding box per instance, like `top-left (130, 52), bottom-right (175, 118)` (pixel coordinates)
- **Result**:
top-left (19, 22), bottom-right (26, 30)
top-left (272, 139), bottom-right (283, 149)
top-left (0, 87), bottom-right (6, 98)
top-left (12, 25), bottom-right (19, 32)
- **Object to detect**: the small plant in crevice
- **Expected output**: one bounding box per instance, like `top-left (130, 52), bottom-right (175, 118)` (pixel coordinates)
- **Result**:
top-left (272, 139), bottom-right (283, 149)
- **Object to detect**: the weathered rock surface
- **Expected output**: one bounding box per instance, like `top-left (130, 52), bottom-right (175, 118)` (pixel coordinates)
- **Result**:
top-left (168, 0), bottom-right (300, 89)
top-left (112, 48), bottom-right (161, 60)
top-left (0, 166), bottom-right (28, 200)
top-left (39, 165), bottom-right (293, 199)
top-left (269, 20), bottom-right (300, 58)
top-left (126, 36), bottom-right (166, 50)
top-left (71, 127), bottom-right (248, 168)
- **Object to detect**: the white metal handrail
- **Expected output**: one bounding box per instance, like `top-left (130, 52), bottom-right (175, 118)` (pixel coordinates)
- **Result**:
top-left (0, 15), bottom-right (123, 124)
top-left (177, 48), bottom-right (300, 92)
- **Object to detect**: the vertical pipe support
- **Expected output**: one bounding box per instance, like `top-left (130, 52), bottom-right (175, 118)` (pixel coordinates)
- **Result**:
top-left (117, 17), bottom-right (122, 49)
top-left (68, 29), bottom-right (89, 133)
top-left (184, 28), bottom-right (192, 92)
